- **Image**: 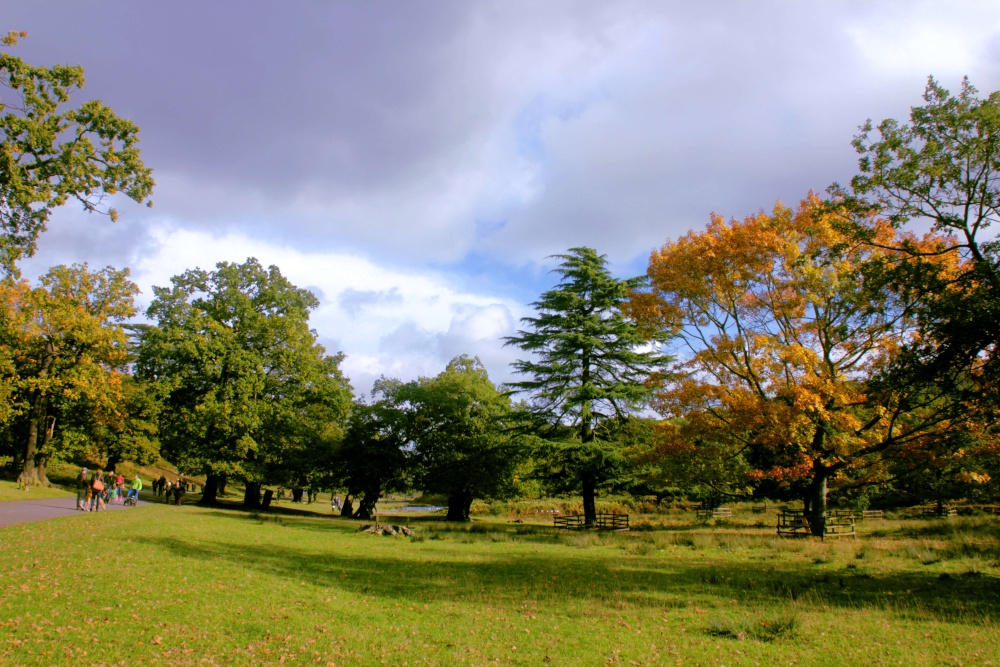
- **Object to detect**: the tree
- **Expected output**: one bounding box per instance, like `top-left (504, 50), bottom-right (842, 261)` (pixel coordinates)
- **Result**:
top-left (0, 32), bottom-right (154, 274)
top-left (505, 247), bottom-right (669, 525)
top-left (0, 263), bottom-right (137, 484)
top-left (134, 258), bottom-right (352, 507)
top-left (401, 355), bottom-right (525, 521)
top-left (336, 386), bottom-right (411, 520)
top-left (845, 76), bottom-right (1000, 411)
top-left (631, 197), bottom-right (969, 534)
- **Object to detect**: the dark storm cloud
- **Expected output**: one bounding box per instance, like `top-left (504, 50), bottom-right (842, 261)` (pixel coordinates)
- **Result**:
top-left (8, 1), bottom-right (997, 271)
top-left (6, 1), bottom-right (1000, 392)
top-left (6, 2), bottom-right (465, 182)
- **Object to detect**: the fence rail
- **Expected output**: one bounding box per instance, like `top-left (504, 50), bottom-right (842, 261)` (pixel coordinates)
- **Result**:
top-left (553, 513), bottom-right (629, 531)
top-left (776, 510), bottom-right (855, 539)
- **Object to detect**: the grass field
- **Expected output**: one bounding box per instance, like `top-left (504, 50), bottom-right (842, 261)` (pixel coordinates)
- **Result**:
top-left (0, 480), bottom-right (72, 502)
top-left (1, 504), bottom-right (999, 666)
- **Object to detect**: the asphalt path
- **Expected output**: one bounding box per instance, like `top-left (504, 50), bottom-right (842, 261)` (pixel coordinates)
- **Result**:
top-left (0, 495), bottom-right (150, 528)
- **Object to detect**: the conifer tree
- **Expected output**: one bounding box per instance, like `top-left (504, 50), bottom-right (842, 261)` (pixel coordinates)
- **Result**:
top-left (504, 247), bottom-right (669, 525)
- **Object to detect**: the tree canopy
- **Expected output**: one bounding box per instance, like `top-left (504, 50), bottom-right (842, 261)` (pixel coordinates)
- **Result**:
top-left (401, 355), bottom-right (526, 521)
top-left (134, 258), bottom-right (352, 506)
top-left (630, 196), bottom-right (982, 532)
top-left (0, 263), bottom-right (137, 484)
top-left (845, 77), bottom-right (1000, 404)
top-left (0, 32), bottom-right (154, 274)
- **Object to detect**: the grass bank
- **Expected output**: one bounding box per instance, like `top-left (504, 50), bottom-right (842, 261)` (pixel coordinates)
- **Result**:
top-left (1, 507), bottom-right (998, 666)
top-left (0, 480), bottom-right (72, 502)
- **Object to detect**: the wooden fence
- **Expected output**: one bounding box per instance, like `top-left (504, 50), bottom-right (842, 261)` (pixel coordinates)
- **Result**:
top-left (696, 507), bottom-right (732, 520)
top-left (777, 509), bottom-right (855, 539)
top-left (553, 513), bottom-right (629, 531)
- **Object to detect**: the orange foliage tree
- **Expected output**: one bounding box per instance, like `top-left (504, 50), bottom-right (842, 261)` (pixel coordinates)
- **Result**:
top-left (629, 196), bottom-right (975, 533)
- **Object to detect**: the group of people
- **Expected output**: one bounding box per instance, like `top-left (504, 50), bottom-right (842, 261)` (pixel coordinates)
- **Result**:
top-left (75, 468), bottom-right (142, 511)
top-left (152, 476), bottom-right (189, 505)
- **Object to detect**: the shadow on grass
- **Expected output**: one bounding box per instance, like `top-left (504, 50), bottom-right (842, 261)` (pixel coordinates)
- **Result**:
top-left (134, 528), bottom-right (1000, 624)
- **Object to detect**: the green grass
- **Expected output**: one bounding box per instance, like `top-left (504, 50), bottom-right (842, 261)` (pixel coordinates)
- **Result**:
top-left (2, 508), bottom-right (999, 666)
top-left (0, 479), bottom-right (73, 502)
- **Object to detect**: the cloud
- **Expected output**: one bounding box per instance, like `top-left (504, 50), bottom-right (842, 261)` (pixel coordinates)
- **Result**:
top-left (338, 287), bottom-right (403, 318)
top-left (8, 0), bottom-right (1000, 392)
top-left (22, 219), bottom-right (527, 394)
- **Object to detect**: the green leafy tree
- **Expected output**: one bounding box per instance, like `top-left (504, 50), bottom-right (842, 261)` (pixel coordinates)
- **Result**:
top-left (135, 258), bottom-right (352, 506)
top-left (102, 376), bottom-right (162, 470)
top-left (504, 247), bottom-right (669, 525)
top-left (400, 355), bottom-right (526, 522)
top-left (845, 76), bottom-right (1000, 411)
top-left (336, 386), bottom-right (412, 520)
top-left (0, 31), bottom-right (154, 274)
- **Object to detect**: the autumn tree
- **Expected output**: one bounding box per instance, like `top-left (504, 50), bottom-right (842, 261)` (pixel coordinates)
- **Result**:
top-left (400, 355), bottom-right (526, 522)
top-left (631, 197), bottom-right (971, 534)
top-left (505, 247), bottom-right (669, 526)
top-left (0, 264), bottom-right (137, 484)
top-left (134, 258), bottom-right (352, 507)
top-left (0, 31), bottom-right (154, 274)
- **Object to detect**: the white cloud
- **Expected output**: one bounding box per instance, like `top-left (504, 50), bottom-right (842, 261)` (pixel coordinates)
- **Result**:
top-left (846, 2), bottom-right (1000, 80)
top-left (127, 225), bottom-right (526, 393)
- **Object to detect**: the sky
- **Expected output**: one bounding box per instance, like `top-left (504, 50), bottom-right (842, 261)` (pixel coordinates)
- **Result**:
top-left (5, 1), bottom-right (1000, 393)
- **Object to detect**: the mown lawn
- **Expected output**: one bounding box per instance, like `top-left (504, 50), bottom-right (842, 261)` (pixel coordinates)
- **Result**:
top-left (1, 505), bottom-right (999, 666)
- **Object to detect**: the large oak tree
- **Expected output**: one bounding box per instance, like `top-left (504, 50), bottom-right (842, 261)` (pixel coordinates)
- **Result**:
top-left (135, 258), bottom-right (352, 506)
top-left (401, 355), bottom-right (526, 522)
top-left (631, 197), bottom-right (975, 533)
top-left (0, 264), bottom-right (137, 484)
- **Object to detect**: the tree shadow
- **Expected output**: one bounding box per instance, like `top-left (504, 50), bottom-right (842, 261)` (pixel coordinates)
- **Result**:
top-left (134, 532), bottom-right (1000, 624)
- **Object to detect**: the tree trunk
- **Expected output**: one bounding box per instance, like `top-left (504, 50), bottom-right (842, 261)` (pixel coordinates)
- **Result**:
top-left (292, 488), bottom-right (304, 503)
top-left (20, 350), bottom-right (54, 485)
top-left (582, 475), bottom-right (597, 527)
top-left (199, 474), bottom-right (222, 506)
top-left (805, 466), bottom-right (829, 538)
top-left (218, 475), bottom-right (228, 497)
top-left (353, 492), bottom-right (378, 520)
top-left (21, 408), bottom-right (42, 486)
top-left (340, 494), bottom-right (353, 517)
top-left (446, 491), bottom-right (473, 522)
top-left (243, 482), bottom-right (262, 510)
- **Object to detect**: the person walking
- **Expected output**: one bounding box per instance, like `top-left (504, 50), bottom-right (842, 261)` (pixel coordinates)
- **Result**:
top-left (75, 468), bottom-right (89, 510)
top-left (89, 469), bottom-right (107, 512)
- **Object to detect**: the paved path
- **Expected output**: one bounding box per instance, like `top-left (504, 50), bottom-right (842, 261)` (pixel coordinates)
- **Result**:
top-left (0, 495), bottom-right (150, 528)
